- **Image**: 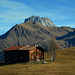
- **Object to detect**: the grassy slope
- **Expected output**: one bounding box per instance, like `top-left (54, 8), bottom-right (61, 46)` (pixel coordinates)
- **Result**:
top-left (0, 47), bottom-right (75, 75)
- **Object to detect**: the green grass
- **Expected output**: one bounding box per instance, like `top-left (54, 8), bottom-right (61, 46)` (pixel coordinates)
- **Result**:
top-left (0, 47), bottom-right (75, 75)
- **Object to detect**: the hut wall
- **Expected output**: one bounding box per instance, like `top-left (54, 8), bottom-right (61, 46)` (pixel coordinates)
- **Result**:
top-left (29, 48), bottom-right (44, 62)
top-left (36, 48), bottom-right (44, 60)
top-left (4, 50), bottom-right (18, 63)
top-left (18, 50), bottom-right (29, 62)
top-left (29, 48), bottom-right (36, 62)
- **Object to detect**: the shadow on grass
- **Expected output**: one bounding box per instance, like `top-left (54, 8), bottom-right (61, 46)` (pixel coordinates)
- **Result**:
top-left (0, 59), bottom-right (55, 66)
top-left (0, 62), bottom-right (17, 66)
top-left (0, 62), bottom-right (28, 66)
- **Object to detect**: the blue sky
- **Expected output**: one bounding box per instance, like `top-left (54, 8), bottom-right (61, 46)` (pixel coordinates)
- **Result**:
top-left (0, 0), bottom-right (75, 35)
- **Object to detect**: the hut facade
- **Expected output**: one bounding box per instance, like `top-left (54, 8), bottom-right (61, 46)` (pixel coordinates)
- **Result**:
top-left (4, 45), bottom-right (46, 63)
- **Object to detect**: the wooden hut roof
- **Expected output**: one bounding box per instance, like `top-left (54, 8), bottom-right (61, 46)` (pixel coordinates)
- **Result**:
top-left (4, 45), bottom-right (46, 51)
top-left (4, 46), bottom-right (26, 51)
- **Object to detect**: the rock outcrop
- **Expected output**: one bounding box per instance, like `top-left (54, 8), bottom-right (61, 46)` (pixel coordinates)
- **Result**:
top-left (24, 16), bottom-right (56, 27)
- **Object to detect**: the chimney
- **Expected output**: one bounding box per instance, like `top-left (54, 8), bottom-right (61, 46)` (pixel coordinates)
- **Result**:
top-left (34, 43), bottom-right (36, 46)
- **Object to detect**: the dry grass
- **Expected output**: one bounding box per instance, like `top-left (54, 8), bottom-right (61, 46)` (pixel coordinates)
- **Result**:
top-left (0, 47), bottom-right (75, 75)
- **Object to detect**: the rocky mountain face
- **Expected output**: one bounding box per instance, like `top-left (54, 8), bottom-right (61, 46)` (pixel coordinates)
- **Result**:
top-left (0, 21), bottom-right (75, 51)
top-left (57, 30), bottom-right (75, 48)
top-left (24, 16), bottom-right (56, 27)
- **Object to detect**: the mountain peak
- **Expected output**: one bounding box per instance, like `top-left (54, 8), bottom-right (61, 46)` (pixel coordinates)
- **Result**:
top-left (24, 16), bottom-right (56, 27)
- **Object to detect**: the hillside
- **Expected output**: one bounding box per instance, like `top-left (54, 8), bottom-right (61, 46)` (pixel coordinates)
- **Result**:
top-left (0, 21), bottom-right (75, 51)
top-left (57, 30), bottom-right (75, 48)
top-left (0, 47), bottom-right (75, 75)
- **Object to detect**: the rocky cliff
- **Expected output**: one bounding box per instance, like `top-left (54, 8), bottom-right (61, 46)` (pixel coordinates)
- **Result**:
top-left (24, 16), bottom-right (56, 27)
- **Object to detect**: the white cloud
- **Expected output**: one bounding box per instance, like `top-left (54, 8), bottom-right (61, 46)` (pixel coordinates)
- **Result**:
top-left (68, 24), bottom-right (75, 28)
top-left (56, 24), bottom-right (75, 28)
top-left (0, 27), bottom-right (10, 30)
top-left (0, 0), bottom-right (36, 24)
top-left (0, 0), bottom-right (73, 23)
top-left (58, 0), bottom-right (75, 4)
top-left (0, 26), bottom-right (11, 35)
top-left (0, 0), bottom-right (34, 10)
top-left (0, 0), bottom-right (74, 24)
top-left (37, 12), bottom-right (70, 20)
